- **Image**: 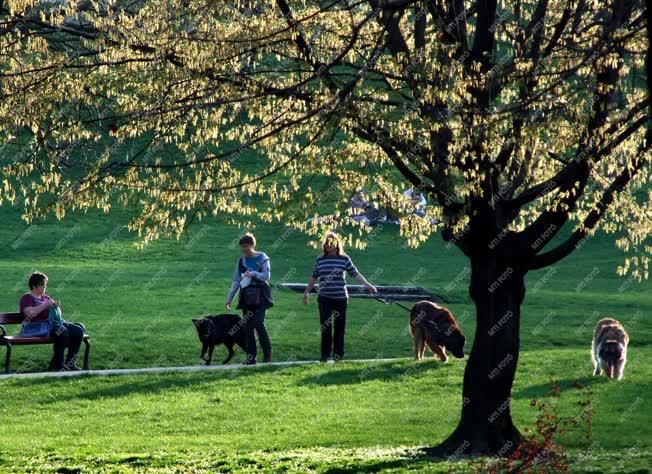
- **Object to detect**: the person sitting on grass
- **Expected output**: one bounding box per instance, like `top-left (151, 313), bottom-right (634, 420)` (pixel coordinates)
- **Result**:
top-left (303, 231), bottom-right (377, 363)
top-left (19, 272), bottom-right (86, 371)
top-left (403, 186), bottom-right (427, 218)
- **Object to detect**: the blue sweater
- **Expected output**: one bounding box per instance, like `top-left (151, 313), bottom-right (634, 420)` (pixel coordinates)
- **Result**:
top-left (226, 252), bottom-right (271, 303)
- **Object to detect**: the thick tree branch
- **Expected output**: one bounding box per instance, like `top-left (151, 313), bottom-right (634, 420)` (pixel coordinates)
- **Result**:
top-left (529, 146), bottom-right (650, 270)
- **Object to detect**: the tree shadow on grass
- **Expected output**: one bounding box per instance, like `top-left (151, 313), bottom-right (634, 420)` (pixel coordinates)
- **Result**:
top-left (319, 447), bottom-right (456, 473)
top-left (7, 364), bottom-right (297, 403)
top-left (298, 359), bottom-right (453, 386)
top-left (511, 376), bottom-right (607, 399)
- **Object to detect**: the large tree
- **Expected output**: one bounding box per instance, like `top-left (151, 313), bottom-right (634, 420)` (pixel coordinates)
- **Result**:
top-left (1, 0), bottom-right (650, 455)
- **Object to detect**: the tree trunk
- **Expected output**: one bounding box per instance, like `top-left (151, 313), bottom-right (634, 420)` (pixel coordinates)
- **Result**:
top-left (432, 253), bottom-right (525, 457)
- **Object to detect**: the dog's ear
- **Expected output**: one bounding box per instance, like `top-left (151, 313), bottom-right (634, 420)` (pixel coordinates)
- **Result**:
top-left (192, 318), bottom-right (201, 327)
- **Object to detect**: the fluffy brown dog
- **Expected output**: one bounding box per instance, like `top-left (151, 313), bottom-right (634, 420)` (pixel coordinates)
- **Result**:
top-left (592, 318), bottom-right (629, 380)
top-left (409, 301), bottom-right (466, 361)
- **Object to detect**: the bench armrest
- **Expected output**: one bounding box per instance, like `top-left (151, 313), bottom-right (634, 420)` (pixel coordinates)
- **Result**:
top-left (0, 324), bottom-right (6, 337)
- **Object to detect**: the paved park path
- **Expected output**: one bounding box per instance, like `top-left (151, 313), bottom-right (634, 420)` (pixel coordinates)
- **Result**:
top-left (0, 357), bottom-right (410, 380)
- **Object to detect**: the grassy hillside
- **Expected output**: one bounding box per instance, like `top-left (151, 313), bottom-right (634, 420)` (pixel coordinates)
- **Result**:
top-left (0, 354), bottom-right (650, 473)
top-left (0, 204), bottom-right (649, 472)
top-left (0, 205), bottom-right (648, 369)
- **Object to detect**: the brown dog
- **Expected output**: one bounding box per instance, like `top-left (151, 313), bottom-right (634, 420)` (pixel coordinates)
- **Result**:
top-left (409, 301), bottom-right (466, 361)
top-left (592, 318), bottom-right (629, 380)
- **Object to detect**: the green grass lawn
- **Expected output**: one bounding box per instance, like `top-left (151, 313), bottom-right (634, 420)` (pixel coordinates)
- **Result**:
top-left (0, 205), bottom-right (650, 472)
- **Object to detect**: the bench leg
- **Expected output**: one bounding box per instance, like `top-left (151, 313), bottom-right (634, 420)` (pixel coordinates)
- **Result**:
top-left (4, 343), bottom-right (11, 374)
top-left (82, 338), bottom-right (91, 370)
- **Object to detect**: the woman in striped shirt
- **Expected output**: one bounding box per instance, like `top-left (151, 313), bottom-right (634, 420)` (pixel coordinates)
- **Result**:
top-left (303, 232), bottom-right (376, 362)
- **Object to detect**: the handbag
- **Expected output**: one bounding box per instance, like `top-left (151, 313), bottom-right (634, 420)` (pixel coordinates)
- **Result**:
top-left (241, 285), bottom-right (262, 307)
top-left (20, 320), bottom-right (51, 337)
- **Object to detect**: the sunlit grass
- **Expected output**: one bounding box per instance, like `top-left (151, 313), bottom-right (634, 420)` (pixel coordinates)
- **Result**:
top-left (0, 205), bottom-right (649, 472)
top-left (0, 352), bottom-right (650, 472)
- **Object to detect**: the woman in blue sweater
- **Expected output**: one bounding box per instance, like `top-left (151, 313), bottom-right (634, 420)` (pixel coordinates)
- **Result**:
top-left (303, 232), bottom-right (376, 362)
top-left (226, 233), bottom-right (273, 364)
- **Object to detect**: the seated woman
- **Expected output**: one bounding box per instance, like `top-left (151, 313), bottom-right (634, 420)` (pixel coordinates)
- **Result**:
top-left (19, 272), bottom-right (85, 371)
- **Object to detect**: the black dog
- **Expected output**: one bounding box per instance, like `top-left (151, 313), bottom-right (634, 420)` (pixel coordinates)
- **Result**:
top-left (191, 314), bottom-right (247, 365)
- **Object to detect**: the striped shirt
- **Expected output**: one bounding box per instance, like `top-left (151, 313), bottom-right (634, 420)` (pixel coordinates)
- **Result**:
top-left (312, 254), bottom-right (359, 299)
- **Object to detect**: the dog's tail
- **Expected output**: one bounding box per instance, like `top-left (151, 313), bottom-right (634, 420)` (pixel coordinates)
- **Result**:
top-left (409, 303), bottom-right (422, 328)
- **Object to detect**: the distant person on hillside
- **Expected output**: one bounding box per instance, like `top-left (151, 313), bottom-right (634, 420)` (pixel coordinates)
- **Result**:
top-left (225, 233), bottom-right (273, 365)
top-left (403, 186), bottom-right (427, 217)
top-left (303, 232), bottom-right (377, 362)
top-left (19, 272), bottom-right (86, 371)
top-left (349, 188), bottom-right (384, 226)
top-left (349, 187), bottom-right (372, 226)
top-left (350, 187), bottom-right (369, 214)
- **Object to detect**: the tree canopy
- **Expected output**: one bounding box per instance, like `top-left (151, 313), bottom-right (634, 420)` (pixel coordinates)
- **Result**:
top-left (1, 0), bottom-right (650, 277)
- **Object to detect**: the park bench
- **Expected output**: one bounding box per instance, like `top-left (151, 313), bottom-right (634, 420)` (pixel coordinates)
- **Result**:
top-left (0, 312), bottom-right (90, 373)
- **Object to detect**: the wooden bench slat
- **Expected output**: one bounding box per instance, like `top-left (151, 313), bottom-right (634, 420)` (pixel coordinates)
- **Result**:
top-left (0, 312), bottom-right (25, 325)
